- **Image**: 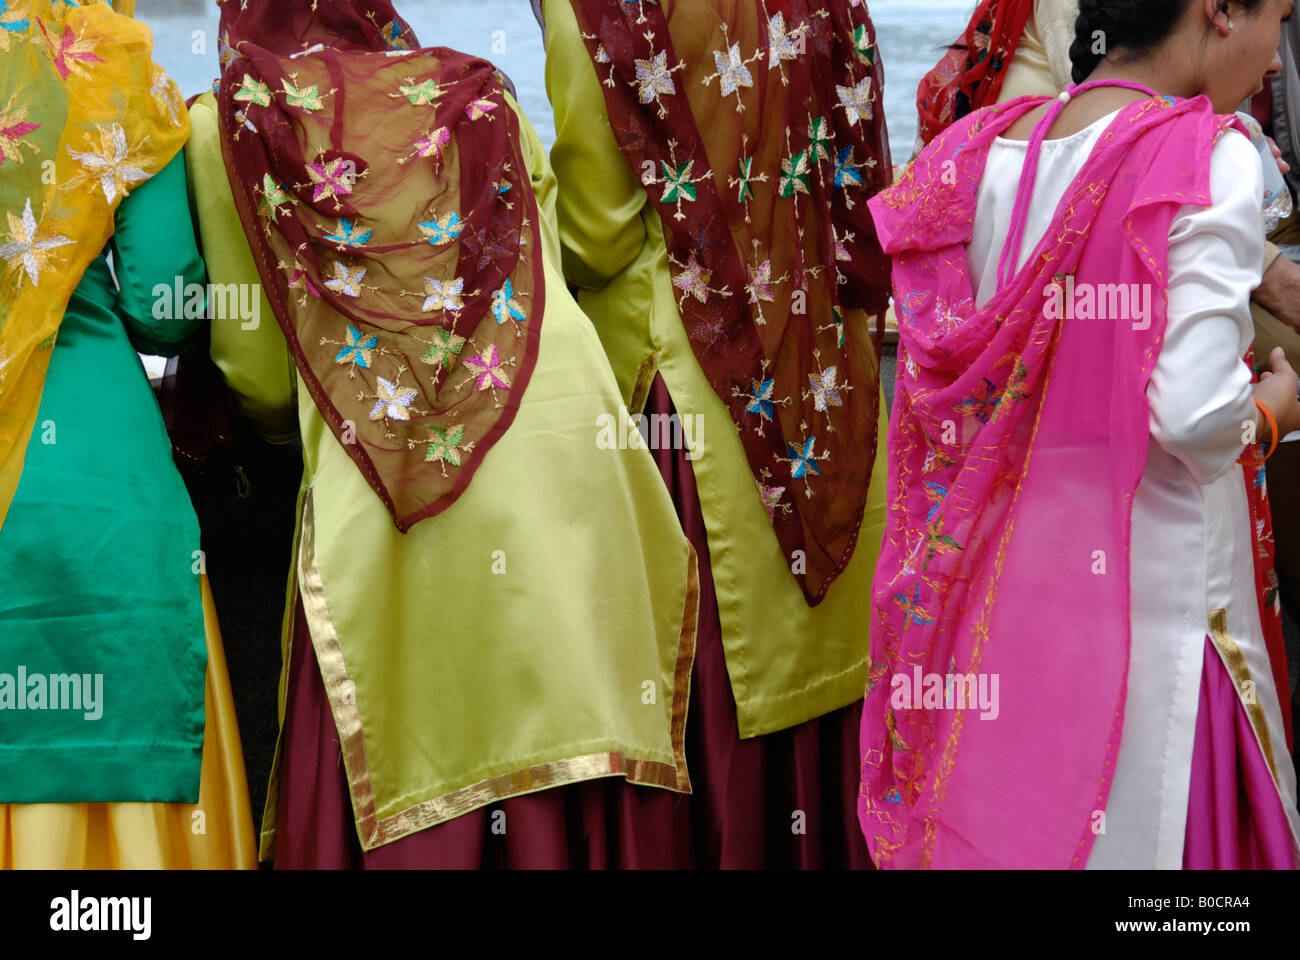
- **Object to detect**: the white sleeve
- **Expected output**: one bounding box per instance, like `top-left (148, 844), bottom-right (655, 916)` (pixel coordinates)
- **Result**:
top-left (1147, 129), bottom-right (1264, 485)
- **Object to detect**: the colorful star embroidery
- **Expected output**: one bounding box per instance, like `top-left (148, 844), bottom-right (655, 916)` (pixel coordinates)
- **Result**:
top-left (833, 145), bottom-right (864, 189)
top-left (746, 260), bottom-right (776, 304)
top-left (807, 365), bottom-right (843, 412)
top-left (768, 13), bottom-right (801, 70)
top-left (836, 76), bottom-right (875, 124)
top-left (38, 19), bottom-right (103, 80)
top-left (758, 479), bottom-right (786, 520)
top-left (808, 116), bottom-right (834, 162)
top-left (0, 197), bottom-right (72, 287)
top-left (323, 261), bottom-right (366, 298)
top-left (745, 378), bottom-right (775, 421)
top-left (953, 377), bottom-right (1003, 425)
top-left (659, 160), bottom-right (699, 204)
top-left (233, 76), bottom-right (272, 108)
top-left (258, 174), bottom-right (292, 220)
top-left (323, 219), bottom-right (372, 249)
top-left (671, 254), bottom-right (712, 303)
top-left (369, 376), bottom-right (419, 421)
top-left (733, 156), bottom-right (757, 203)
top-left (891, 585), bottom-right (935, 628)
top-left (415, 126), bottom-right (450, 161)
top-left (67, 123), bottom-right (152, 203)
top-left (634, 50), bottom-right (680, 115)
top-left (0, 1), bottom-right (31, 54)
top-left (417, 212), bottom-right (464, 245)
top-left (853, 24), bottom-right (877, 65)
top-left (334, 325), bottom-right (377, 369)
top-left (465, 345), bottom-right (511, 391)
top-left (304, 157), bottom-right (355, 204)
top-left (465, 97), bottom-right (497, 121)
top-left (923, 480), bottom-right (947, 524)
top-left (786, 436), bottom-right (821, 479)
top-left (779, 150), bottom-right (811, 198)
top-left (491, 279), bottom-right (526, 324)
top-left (0, 95), bottom-right (39, 168)
top-left (419, 326), bottom-right (466, 371)
top-left (425, 423), bottom-right (467, 467)
top-left (706, 41), bottom-right (754, 99)
top-left (398, 79), bottom-right (442, 105)
top-left (420, 276), bottom-right (465, 313)
top-left (282, 79), bottom-right (327, 111)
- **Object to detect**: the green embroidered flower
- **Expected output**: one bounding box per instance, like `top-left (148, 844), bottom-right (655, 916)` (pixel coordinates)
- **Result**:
top-left (257, 174), bottom-right (291, 220)
top-left (282, 80), bottom-right (326, 111)
top-left (735, 156), bottom-right (755, 203)
top-left (399, 79), bottom-right (441, 105)
top-left (233, 77), bottom-right (272, 108)
top-left (659, 160), bottom-right (698, 204)
top-left (779, 149), bottom-right (810, 198)
top-left (853, 25), bottom-right (876, 65)
top-left (419, 326), bottom-right (466, 371)
top-left (808, 116), bottom-right (833, 162)
top-left (425, 423), bottom-right (467, 466)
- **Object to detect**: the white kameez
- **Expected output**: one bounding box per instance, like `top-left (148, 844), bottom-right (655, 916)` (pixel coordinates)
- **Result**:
top-left (966, 109), bottom-right (1300, 868)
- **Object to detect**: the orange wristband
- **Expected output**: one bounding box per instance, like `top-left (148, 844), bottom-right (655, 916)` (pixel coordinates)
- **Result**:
top-left (1239, 397), bottom-right (1280, 465)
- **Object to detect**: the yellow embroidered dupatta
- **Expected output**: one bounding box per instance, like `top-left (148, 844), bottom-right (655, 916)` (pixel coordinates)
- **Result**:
top-left (0, 0), bottom-right (188, 531)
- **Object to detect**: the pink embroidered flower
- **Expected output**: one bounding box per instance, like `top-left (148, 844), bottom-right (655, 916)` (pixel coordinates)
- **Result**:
top-left (304, 157), bottom-right (355, 204)
top-left (464, 345), bottom-right (511, 391)
top-left (465, 97), bottom-right (498, 121)
top-left (672, 254), bottom-right (712, 303)
top-left (416, 126), bottom-right (451, 160)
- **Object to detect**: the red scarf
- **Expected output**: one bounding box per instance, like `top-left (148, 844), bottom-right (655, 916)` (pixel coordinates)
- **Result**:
top-left (567, 0), bottom-right (892, 604)
top-left (916, 0), bottom-right (1034, 149)
top-left (215, 0), bottom-right (543, 530)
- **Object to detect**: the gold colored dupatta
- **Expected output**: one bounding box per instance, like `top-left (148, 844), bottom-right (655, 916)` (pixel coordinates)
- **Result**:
top-left (0, 0), bottom-right (188, 531)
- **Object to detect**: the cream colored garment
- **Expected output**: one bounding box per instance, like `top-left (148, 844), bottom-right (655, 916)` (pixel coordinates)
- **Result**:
top-left (968, 112), bottom-right (1300, 868)
top-left (999, 0), bottom-right (1078, 102)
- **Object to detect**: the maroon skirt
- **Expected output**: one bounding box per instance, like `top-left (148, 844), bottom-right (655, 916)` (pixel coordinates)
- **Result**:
top-left (271, 374), bottom-right (871, 868)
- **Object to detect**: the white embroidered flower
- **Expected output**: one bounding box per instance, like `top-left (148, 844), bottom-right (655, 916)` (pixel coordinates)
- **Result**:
top-left (0, 198), bottom-right (73, 287)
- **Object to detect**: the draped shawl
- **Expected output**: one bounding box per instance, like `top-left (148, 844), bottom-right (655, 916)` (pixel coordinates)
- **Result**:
top-left (0, 0), bottom-right (188, 532)
top-left (861, 94), bottom-right (1250, 868)
top-left (567, 0), bottom-right (892, 605)
top-left (216, 0), bottom-right (543, 530)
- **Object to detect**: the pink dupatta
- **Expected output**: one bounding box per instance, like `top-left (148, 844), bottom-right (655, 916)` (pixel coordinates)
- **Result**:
top-left (861, 88), bottom-right (1247, 868)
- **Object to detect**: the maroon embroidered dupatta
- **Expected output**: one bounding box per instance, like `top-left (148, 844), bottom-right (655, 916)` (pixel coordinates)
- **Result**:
top-left (567, 0), bottom-right (892, 604)
top-left (216, 0), bottom-right (543, 530)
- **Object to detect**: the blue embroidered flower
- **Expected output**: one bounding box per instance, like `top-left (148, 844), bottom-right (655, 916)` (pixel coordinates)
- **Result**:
top-left (324, 218), bottom-right (373, 249)
top-left (786, 436), bottom-right (820, 478)
top-left (334, 325), bottom-right (378, 368)
top-left (833, 146), bottom-right (863, 190)
top-left (745, 377), bottom-right (775, 421)
top-left (490, 279), bottom-right (526, 324)
top-left (417, 211), bottom-right (464, 245)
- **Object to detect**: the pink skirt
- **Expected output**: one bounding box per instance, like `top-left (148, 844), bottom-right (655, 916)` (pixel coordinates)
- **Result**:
top-left (1183, 637), bottom-right (1297, 869)
top-left (269, 374), bottom-right (870, 869)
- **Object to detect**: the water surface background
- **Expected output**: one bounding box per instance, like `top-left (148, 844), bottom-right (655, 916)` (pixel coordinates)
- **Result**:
top-left (138, 0), bottom-right (972, 161)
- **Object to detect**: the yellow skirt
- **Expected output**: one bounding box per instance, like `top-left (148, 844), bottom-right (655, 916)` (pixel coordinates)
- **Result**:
top-left (0, 576), bottom-right (257, 869)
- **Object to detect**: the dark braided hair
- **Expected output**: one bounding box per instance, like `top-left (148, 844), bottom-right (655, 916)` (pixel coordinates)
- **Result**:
top-left (1069, 0), bottom-right (1268, 85)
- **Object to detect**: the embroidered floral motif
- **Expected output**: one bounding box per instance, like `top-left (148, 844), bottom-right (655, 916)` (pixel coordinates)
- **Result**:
top-left (806, 364), bottom-right (844, 412)
top-left (323, 218), bottom-right (372, 249)
top-left (369, 376), bottom-right (419, 421)
top-left (891, 585), bottom-right (935, 628)
top-left (0, 0), bottom-right (32, 54)
top-left (490, 279), bottom-right (526, 324)
top-left (425, 423), bottom-right (468, 469)
top-left (464, 344), bottom-right (511, 391)
top-left (333, 324), bottom-right (378, 370)
top-left (233, 76), bottom-right (273, 108)
top-left (417, 211), bottom-right (464, 245)
top-left (634, 50), bottom-right (683, 117)
top-left (258, 174), bottom-right (292, 220)
top-left (37, 17), bottom-right (103, 80)
top-left (0, 94), bottom-right (39, 168)
top-left (304, 156), bottom-right (355, 204)
top-left (420, 276), bottom-right (465, 314)
top-left (778, 149), bottom-right (811, 198)
top-left (282, 77), bottom-right (331, 111)
top-left (395, 78), bottom-right (442, 105)
top-left (66, 123), bottom-right (153, 203)
top-left (0, 197), bottom-right (72, 287)
top-left (465, 96), bottom-right (497, 121)
top-left (835, 75), bottom-right (874, 125)
top-left (418, 325), bottom-right (466, 371)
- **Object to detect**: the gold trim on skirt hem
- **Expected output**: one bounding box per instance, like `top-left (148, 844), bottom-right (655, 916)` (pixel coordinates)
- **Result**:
top-left (294, 487), bottom-right (698, 852)
top-left (1207, 608), bottom-right (1281, 785)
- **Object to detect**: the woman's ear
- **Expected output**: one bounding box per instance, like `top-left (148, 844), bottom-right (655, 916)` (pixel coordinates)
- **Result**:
top-left (1203, 0), bottom-right (1230, 36)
